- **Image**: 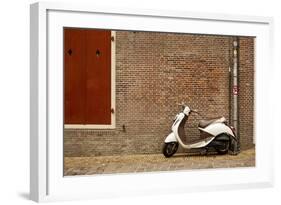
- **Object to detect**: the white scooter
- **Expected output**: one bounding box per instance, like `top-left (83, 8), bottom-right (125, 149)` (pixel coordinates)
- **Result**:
top-left (163, 103), bottom-right (239, 157)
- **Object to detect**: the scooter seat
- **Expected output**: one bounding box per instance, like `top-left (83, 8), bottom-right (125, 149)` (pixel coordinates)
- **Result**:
top-left (198, 117), bottom-right (226, 128)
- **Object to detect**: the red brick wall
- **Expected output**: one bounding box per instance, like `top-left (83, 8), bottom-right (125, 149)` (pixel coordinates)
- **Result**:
top-left (238, 37), bottom-right (255, 149)
top-left (64, 31), bottom-right (254, 157)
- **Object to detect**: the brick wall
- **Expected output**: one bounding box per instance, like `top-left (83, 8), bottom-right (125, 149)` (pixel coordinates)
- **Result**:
top-left (64, 31), bottom-right (254, 157)
top-left (238, 37), bottom-right (255, 150)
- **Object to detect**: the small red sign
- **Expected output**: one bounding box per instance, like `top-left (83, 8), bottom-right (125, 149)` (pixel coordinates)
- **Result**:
top-left (233, 86), bottom-right (239, 95)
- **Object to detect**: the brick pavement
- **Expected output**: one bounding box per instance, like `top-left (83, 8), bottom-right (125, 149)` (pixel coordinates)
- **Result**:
top-left (64, 148), bottom-right (255, 176)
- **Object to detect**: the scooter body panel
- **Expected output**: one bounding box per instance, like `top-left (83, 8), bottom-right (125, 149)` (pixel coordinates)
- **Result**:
top-left (198, 123), bottom-right (235, 137)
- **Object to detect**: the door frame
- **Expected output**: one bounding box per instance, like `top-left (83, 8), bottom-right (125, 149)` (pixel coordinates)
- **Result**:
top-left (64, 31), bottom-right (116, 129)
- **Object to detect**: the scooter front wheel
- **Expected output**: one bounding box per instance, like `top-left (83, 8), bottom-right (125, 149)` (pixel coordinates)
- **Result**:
top-left (163, 142), bottom-right (179, 158)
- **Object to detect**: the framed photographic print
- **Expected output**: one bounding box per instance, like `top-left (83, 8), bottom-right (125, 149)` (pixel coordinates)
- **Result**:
top-left (30, 1), bottom-right (274, 202)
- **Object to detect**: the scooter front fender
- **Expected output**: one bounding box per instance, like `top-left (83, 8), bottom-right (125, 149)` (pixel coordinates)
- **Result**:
top-left (164, 132), bottom-right (177, 143)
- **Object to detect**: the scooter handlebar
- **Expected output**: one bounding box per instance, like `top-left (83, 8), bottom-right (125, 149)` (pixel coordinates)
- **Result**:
top-left (190, 109), bottom-right (202, 117)
top-left (191, 109), bottom-right (199, 114)
top-left (176, 103), bottom-right (200, 115)
top-left (177, 102), bottom-right (186, 106)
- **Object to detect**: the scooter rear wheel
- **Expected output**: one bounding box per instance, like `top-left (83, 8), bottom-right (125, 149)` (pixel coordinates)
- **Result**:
top-left (163, 142), bottom-right (179, 158)
top-left (215, 140), bottom-right (230, 155)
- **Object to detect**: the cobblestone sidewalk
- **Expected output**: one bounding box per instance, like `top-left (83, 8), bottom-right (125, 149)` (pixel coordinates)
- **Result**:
top-left (64, 148), bottom-right (255, 176)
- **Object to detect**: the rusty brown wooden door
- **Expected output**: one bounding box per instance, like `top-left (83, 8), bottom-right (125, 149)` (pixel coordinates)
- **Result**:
top-left (64, 28), bottom-right (111, 125)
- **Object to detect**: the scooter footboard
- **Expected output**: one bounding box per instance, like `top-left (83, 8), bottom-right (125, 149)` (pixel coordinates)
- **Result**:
top-left (164, 132), bottom-right (177, 143)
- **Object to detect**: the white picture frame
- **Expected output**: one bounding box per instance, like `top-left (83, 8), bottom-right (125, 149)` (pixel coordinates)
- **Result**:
top-left (30, 1), bottom-right (274, 202)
